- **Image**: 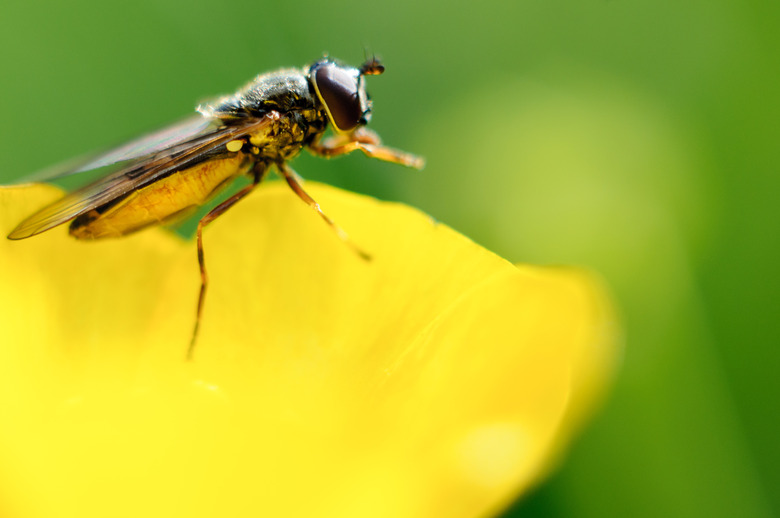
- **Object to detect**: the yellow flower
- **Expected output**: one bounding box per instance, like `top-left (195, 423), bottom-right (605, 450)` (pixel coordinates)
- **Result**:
top-left (0, 182), bottom-right (617, 518)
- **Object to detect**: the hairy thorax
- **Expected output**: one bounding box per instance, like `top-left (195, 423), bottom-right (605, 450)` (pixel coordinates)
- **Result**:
top-left (248, 108), bottom-right (326, 163)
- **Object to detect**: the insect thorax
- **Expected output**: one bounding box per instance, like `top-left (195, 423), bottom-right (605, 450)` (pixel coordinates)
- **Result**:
top-left (248, 109), bottom-right (327, 162)
top-left (205, 68), bottom-right (329, 162)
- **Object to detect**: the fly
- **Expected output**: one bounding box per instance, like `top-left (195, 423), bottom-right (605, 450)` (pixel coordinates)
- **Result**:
top-left (7, 57), bottom-right (424, 359)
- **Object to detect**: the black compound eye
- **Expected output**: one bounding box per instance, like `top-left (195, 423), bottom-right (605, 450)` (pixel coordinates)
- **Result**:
top-left (313, 63), bottom-right (362, 132)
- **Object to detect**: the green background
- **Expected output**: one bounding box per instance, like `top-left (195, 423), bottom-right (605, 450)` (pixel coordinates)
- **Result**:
top-left (1, 1), bottom-right (778, 517)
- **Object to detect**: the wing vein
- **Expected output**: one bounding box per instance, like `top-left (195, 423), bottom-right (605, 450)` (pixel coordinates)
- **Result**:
top-left (8, 115), bottom-right (272, 239)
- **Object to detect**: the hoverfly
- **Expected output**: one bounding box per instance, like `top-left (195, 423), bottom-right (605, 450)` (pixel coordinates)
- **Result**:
top-left (8, 57), bottom-right (424, 358)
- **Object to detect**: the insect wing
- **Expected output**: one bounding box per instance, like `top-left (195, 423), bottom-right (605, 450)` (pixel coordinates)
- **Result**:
top-left (73, 117), bottom-right (220, 174)
top-left (8, 115), bottom-right (273, 240)
top-left (18, 117), bottom-right (219, 184)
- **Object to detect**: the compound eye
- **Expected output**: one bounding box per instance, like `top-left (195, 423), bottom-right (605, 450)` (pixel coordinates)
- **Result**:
top-left (313, 63), bottom-right (362, 132)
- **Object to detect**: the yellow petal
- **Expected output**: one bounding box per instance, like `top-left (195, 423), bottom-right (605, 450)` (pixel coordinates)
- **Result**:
top-left (0, 182), bottom-right (618, 518)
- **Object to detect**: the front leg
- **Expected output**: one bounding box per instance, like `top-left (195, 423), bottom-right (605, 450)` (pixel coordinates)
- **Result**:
top-left (308, 127), bottom-right (425, 170)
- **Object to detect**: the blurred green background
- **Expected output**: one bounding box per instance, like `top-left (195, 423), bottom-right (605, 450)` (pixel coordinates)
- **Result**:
top-left (1, 0), bottom-right (778, 516)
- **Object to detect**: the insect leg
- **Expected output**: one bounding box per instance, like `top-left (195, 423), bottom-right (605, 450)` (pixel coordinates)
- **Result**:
top-left (308, 128), bottom-right (425, 170)
top-left (188, 164), bottom-right (266, 360)
top-left (276, 162), bottom-right (371, 261)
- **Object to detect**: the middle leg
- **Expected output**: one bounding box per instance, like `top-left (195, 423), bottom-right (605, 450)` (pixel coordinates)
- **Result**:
top-left (276, 162), bottom-right (371, 261)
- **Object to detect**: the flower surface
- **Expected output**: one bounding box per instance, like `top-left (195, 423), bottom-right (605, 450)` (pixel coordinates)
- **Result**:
top-left (0, 182), bottom-right (617, 518)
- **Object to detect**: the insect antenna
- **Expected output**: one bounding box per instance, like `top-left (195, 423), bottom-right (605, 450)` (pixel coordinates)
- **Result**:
top-left (359, 48), bottom-right (385, 76)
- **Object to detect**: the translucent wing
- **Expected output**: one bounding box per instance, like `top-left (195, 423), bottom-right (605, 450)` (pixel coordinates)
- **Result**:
top-left (72, 116), bottom-right (219, 174)
top-left (8, 115), bottom-right (274, 240)
top-left (19, 116), bottom-right (217, 183)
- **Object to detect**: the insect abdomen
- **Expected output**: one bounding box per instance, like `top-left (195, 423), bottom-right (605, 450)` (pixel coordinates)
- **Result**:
top-left (69, 153), bottom-right (253, 239)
